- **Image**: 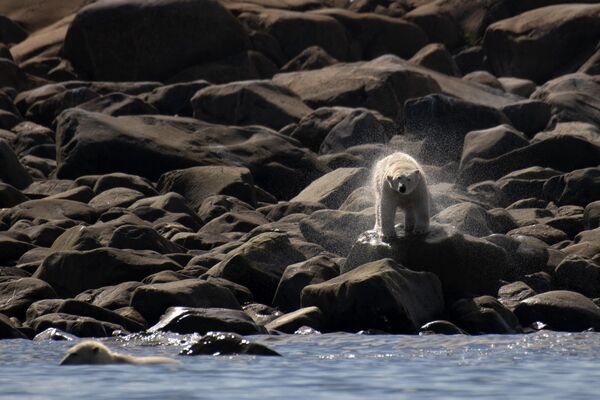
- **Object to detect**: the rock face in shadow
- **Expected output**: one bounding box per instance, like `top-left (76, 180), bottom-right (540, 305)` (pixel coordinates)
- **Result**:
top-left (63, 0), bottom-right (249, 81)
top-left (344, 224), bottom-right (508, 297)
top-left (55, 109), bottom-right (327, 199)
top-left (301, 258), bottom-right (444, 333)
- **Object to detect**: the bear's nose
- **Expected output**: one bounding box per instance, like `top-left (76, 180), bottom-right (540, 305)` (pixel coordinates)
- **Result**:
top-left (399, 184), bottom-right (406, 193)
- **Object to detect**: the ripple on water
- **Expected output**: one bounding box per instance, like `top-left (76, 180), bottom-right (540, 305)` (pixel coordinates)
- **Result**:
top-left (0, 331), bottom-right (599, 399)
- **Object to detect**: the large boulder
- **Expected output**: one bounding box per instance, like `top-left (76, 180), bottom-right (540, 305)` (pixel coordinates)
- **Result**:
top-left (532, 73), bottom-right (600, 127)
top-left (272, 255), bottom-right (339, 312)
top-left (206, 232), bottom-right (306, 304)
top-left (157, 166), bottom-right (257, 210)
top-left (131, 280), bottom-right (241, 325)
top-left (554, 256), bottom-right (600, 298)
top-left (191, 80), bottom-right (312, 130)
top-left (483, 4), bottom-right (600, 83)
top-left (458, 135), bottom-right (600, 185)
top-left (55, 109), bottom-right (327, 199)
top-left (34, 248), bottom-right (182, 297)
top-left (0, 199), bottom-right (97, 226)
top-left (344, 224), bottom-right (509, 297)
top-left (148, 306), bottom-right (264, 335)
top-left (543, 167), bottom-right (600, 207)
top-left (239, 9), bottom-right (348, 62)
top-left (0, 278), bottom-right (58, 319)
top-left (179, 331), bottom-right (280, 356)
top-left (450, 296), bottom-right (522, 334)
top-left (63, 0), bottom-right (250, 81)
top-left (301, 258), bottom-right (444, 333)
top-left (514, 290), bottom-right (600, 331)
top-left (459, 125), bottom-right (529, 169)
top-left (299, 209), bottom-right (374, 256)
top-left (290, 168), bottom-right (369, 209)
top-left (0, 139), bottom-right (32, 189)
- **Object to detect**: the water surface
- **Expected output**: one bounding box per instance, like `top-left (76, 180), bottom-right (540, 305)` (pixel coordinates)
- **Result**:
top-left (1, 332), bottom-right (597, 399)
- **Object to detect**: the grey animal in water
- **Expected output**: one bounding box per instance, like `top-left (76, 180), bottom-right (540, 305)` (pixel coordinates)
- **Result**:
top-left (373, 152), bottom-right (431, 240)
top-left (60, 340), bottom-right (181, 365)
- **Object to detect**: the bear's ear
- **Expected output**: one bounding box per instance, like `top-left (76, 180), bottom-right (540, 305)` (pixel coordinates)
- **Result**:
top-left (386, 175), bottom-right (394, 187)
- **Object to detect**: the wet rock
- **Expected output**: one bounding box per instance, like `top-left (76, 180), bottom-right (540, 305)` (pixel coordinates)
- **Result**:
top-left (344, 224), bottom-right (508, 297)
top-left (291, 168), bottom-right (369, 209)
top-left (34, 248), bottom-right (181, 297)
top-left (554, 256), bottom-right (600, 298)
top-left (409, 43), bottom-right (461, 77)
top-left (497, 281), bottom-right (537, 311)
top-left (266, 306), bottom-right (325, 333)
top-left (450, 296), bottom-right (522, 334)
top-left (75, 281), bottom-right (144, 310)
top-left (273, 255), bottom-right (340, 312)
top-left (543, 167), bottom-right (600, 207)
top-left (63, 0), bottom-right (249, 81)
top-left (484, 4), bottom-right (600, 83)
top-left (404, 3), bottom-right (461, 49)
top-left (158, 166), bottom-right (257, 210)
top-left (25, 299), bottom-right (144, 333)
top-left (206, 232), bottom-right (305, 304)
top-left (0, 139), bottom-right (32, 189)
top-left (33, 327), bottom-right (77, 341)
top-left (179, 332), bottom-right (280, 356)
top-left (29, 313), bottom-right (125, 337)
top-left (514, 290), bottom-right (600, 331)
top-left (459, 125), bottom-right (529, 169)
top-left (197, 195), bottom-right (255, 224)
top-left (419, 320), bottom-right (466, 335)
top-left (243, 303), bottom-right (283, 326)
top-left (130, 279), bottom-right (241, 325)
top-left (405, 93), bottom-right (510, 164)
top-left (0, 278), bottom-right (57, 319)
top-left (458, 136), bottom-right (600, 185)
top-left (148, 306), bottom-right (265, 335)
top-left (0, 313), bottom-right (28, 339)
top-left (281, 46), bottom-right (338, 72)
top-left (302, 258), bottom-right (443, 333)
top-left (129, 193), bottom-right (203, 230)
top-left (300, 209), bottom-right (374, 256)
top-left (191, 80), bottom-right (312, 130)
top-left (26, 87), bottom-right (99, 127)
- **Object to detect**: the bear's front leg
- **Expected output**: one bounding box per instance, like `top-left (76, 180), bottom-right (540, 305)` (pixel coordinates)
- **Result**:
top-left (404, 208), bottom-right (416, 234)
top-left (378, 191), bottom-right (397, 241)
top-left (412, 200), bottom-right (430, 235)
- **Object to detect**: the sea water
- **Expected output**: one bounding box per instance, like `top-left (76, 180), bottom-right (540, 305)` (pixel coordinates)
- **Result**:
top-left (1, 331), bottom-right (598, 399)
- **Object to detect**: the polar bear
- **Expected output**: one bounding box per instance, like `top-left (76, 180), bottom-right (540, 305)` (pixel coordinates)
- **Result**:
top-left (60, 340), bottom-right (180, 365)
top-left (373, 152), bottom-right (430, 240)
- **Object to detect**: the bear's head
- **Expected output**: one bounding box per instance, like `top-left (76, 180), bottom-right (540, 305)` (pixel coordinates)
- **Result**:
top-left (386, 169), bottom-right (421, 195)
top-left (60, 341), bottom-right (114, 365)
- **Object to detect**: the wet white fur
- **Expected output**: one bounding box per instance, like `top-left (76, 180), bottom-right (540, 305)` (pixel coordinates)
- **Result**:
top-left (373, 152), bottom-right (430, 239)
top-left (60, 340), bottom-right (180, 365)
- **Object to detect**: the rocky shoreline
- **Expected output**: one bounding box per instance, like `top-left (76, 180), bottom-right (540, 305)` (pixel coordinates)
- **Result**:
top-left (0, 0), bottom-right (599, 344)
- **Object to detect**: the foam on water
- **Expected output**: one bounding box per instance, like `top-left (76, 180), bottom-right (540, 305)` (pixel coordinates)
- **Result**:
top-left (0, 331), bottom-right (598, 400)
